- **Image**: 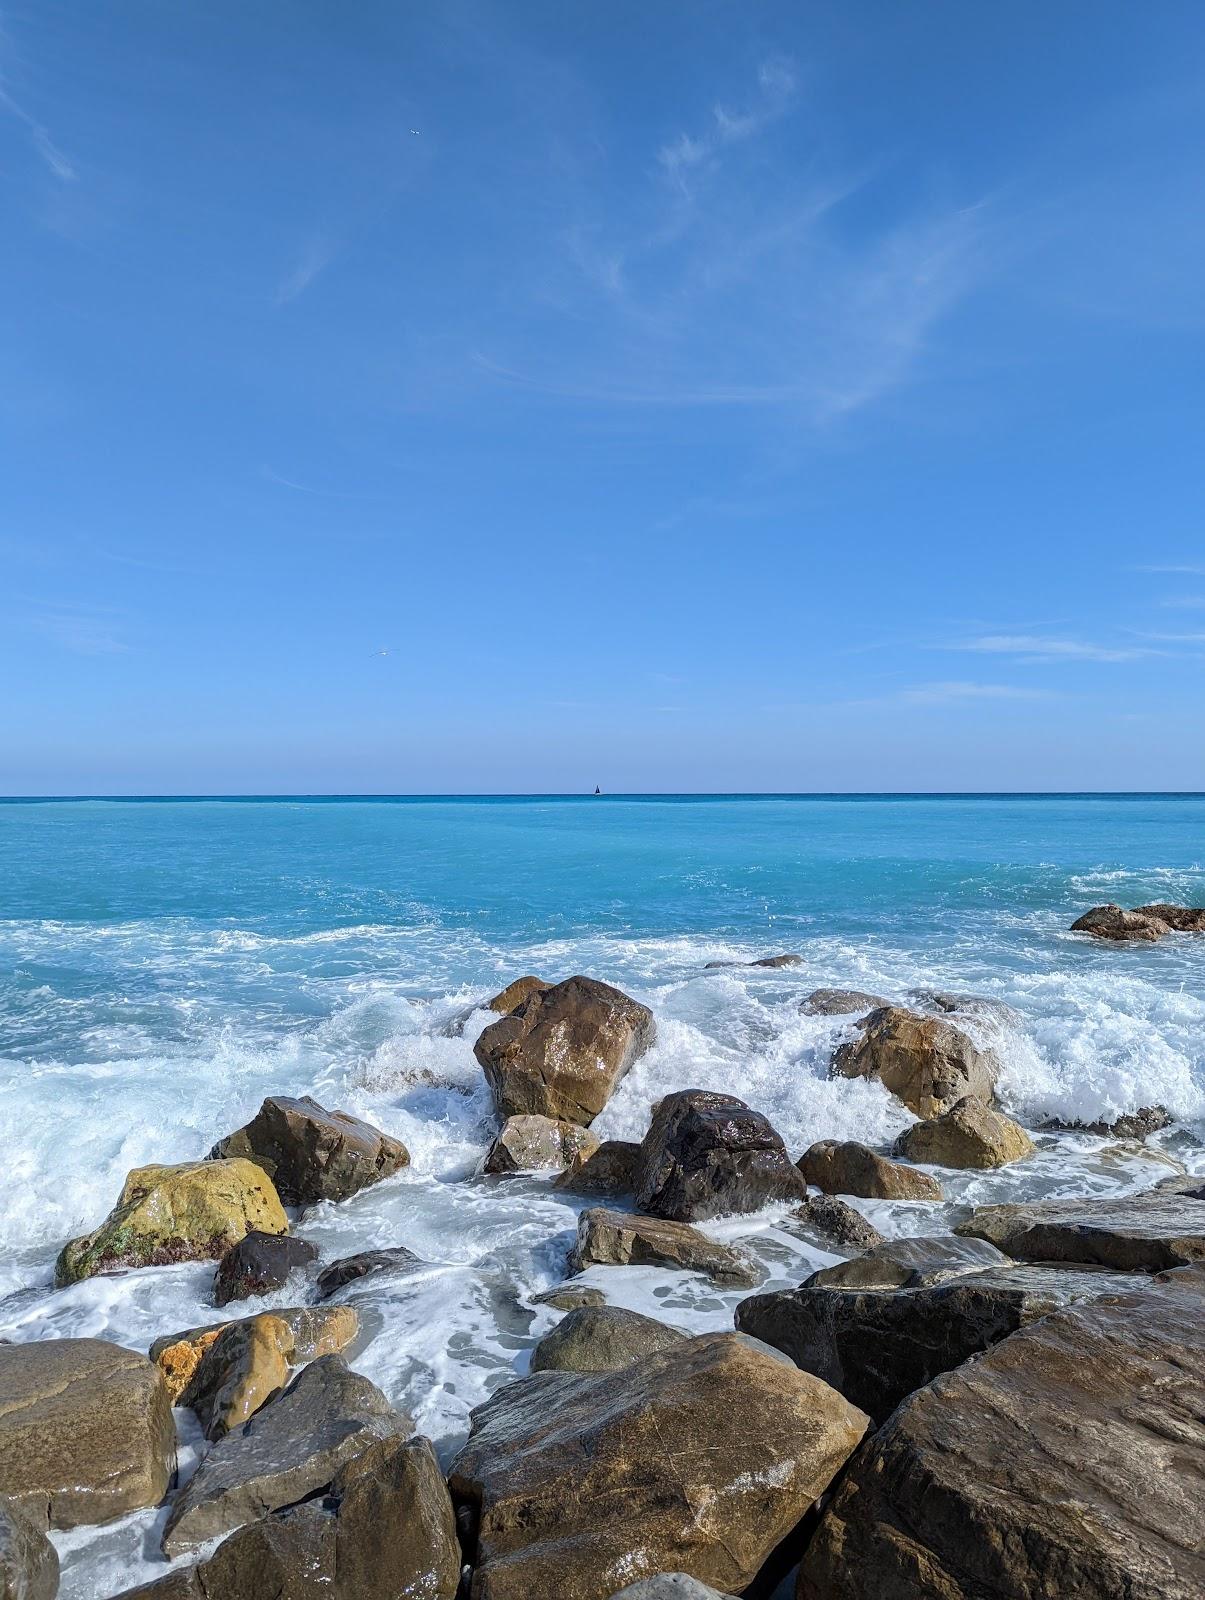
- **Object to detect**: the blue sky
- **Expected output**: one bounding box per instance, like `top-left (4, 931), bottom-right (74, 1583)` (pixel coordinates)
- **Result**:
top-left (2, 1), bottom-right (1204, 793)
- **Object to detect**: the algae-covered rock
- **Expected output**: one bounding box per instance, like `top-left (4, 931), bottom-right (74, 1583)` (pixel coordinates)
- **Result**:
top-left (55, 1160), bottom-right (288, 1287)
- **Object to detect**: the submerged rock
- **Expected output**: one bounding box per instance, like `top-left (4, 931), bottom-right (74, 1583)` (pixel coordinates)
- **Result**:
top-left (633, 1090), bottom-right (806, 1221)
top-left (1045, 1104), bottom-right (1172, 1140)
top-left (894, 1095), bottom-right (1035, 1169)
top-left (1069, 903), bottom-right (1170, 941)
top-left (55, 1158), bottom-right (288, 1287)
top-left (911, 990), bottom-right (1018, 1023)
top-left (474, 976), bottom-right (655, 1126)
top-left (117, 1434), bottom-right (460, 1600)
top-left (162, 1355), bottom-right (410, 1557)
top-left (0, 1338), bottom-right (175, 1531)
top-left (555, 1139), bottom-right (642, 1197)
top-left (797, 1271), bottom-right (1205, 1598)
top-left (0, 1497), bottom-right (58, 1600)
top-left (315, 1247), bottom-right (425, 1300)
top-left (209, 1095), bottom-right (409, 1206)
top-left (788, 1196), bottom-right (884, 1253)
top-left (483, 1114), bottom-right (599, 1176)
top-left (569, 1207), bottom-right (761, 1287)
top-left (213, 1230), bottom-right (318, 1306)
top-left (449, 1332), bottom-right (868, 1600)
top-left (704, 953), bottom-right (802, 969)
top-left (806, 1234), bottom-right (1010, 1290)
top-left (830, 1006), bottom-right (998, 1118)
top-left (180, 1313), bottom-right (293, 1440)
top-left (530, 1306), bottom-right (686, 1375)
top-left (737, 1262), bottom-right (1143, 1423)
top-left (956, 1191), bottom-right (1205, 1271)
top-left (797, 1139), bottom-right (942, 1201)
top-left (800, 988), bottom-right (891, 1017)
top-left (486, 975), bottom-right (549, 1013)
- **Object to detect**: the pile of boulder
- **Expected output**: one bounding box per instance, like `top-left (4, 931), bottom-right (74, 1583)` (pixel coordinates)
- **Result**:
top-left (1070, 902), bottom-right (1205, 941)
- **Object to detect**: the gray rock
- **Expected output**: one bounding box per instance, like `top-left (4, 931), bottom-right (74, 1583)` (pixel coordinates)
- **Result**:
top-left (911, 990), bottom-right (1018, 1023)
top-left (531, 1284), bottom-right (608, 1312)
top-left (209, 1095), bottom-right (409, 1206)
top-left (531, 1306), bottom-right (686, 1374)
top-left (213, 1231), bottom-right (318, 1307)
top-left (609, 1578), bottom-right (735, 1599)
top-left (736, 1262), bottom-right (1145, 1423)
top-left (0, 1339), bottom-right (175, 1532)
top-left (806, 1233), bottom-right (1010, 1290)
top-left (787, 1196), bottom-right (884, 1253)
top-left (162, 1355), bottom-right (410, 1556)
top-left (704, 954), bottom-right (802, 969)
top-left (800, 988), bottom-right (891, 1017)
top-left (633, 1090), bottom-right (806, 1221)
top-left (554, 1140), bottom-right (642, 1198)
top-left (0, 1498), bottom-right (58, 1600)
top-left (1045, 1105), bottom-right (1172, 1140)
top-left (956, 1192), bottom-right (1205, 1271)
top-left (569, 1207), bottom-right (761, 1288)
top-left (1157, 1174), bottom-right (1205, 1199)
top-left (315, 1247), bottom-right (425, 1300)
top-left (483, 1115), bottom-right (599, 1176)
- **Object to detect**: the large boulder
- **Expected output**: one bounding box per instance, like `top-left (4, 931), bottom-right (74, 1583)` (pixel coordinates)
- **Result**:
top-left (737, 1262), bottom-right (1144, 1424)
top-left (956, 1192), bottom-right (1205, 1271)
top-left (54, 1159), bottom-right (288, 1286)
top-left (830, 1006), bottom-right (998, 1118)
top-left (486, 976), bottom-right (549, 1013)
top-left (569, 1208), bottom-right (760, 1288)
top-left (209, 1095), bottom-right (409, 1206)
top-left (530, 1306), bottom-right (686, 1374)
top-left (115, 1434), bottom-right (460, 1600)
top-left (213, 1230), bottom-right (318, 1306)
top-left (893, 1096), bottom-right (1035, 1169)
top-left (797, 1139), bottom-right (942, 1201)
top-left (800, 988), bottom-right (890, 1017)
top-left (1069, 903), bottom-right (1169, 941)
top-left (151, 1304), bottom-right (359, 1403)
top-left (483, 1115), bottom-right (599, 1176)
top-left (555, 1140), bottom-right (642, 1197)
top-left (179, 1313), bottom-right (293, 1440)
top-left (473, 977), bottom-right (655, 1126)
top-left (0, 1339), bottom-right (175, 1531)
top-left (0, 1498), bottom-right (58, 1600)
top-left (633, 1091), bottom-right (807, 1221)
top-left (162, 1355), bottom-right (410, 1556)
top-left (315, 1247), bottom-right (425, 1300)
top-left (449, 1332), bottom-right (868, 1600)
top-left (787, 1196), bottom-right (884, 1253)
top-left (796, 1271), bottom-right (1205, 1598)
top-left (806, 1234), bottom-right (1010, 1290)
top-left (1132, 903), bottom-right (1205, 932)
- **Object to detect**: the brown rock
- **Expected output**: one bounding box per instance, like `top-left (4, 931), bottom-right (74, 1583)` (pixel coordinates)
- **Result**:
top-left (449, 1332), bottom-right (868, 1600)
top-left (180, 1313), bottom-right (293, 1440)
top-left (157, 1330), bottom-right (222, 1403)
top-left (554, 1139), bottom-right (642, 1197)
top-left (800, 988), bottom-right (891, 1017)
top-left (787, 1196), bottom-right (885, 1253)
top-left (315, 1248), bottom-right (425, 1300)
top-left (483, 1115), bottom-right (599, 1176)
top-left (806, 1234), bottom-right (1010, 1290)
top-left (209, 1095), bottom-right (409, 1206)
top-left (530, 1306), bottom-right (686, 1374)
top-left (213, 1230), bottom-right (318, 1306)
top-left (486, 976), bottom-right (549, 1013)
top-left (894, 1096), bottom-right (1035, 1169)
top-left (796, 1272), bottom-right (1205, 1598)
top-left (1069, 903), bottom-right (1170, 941)
top-left (0, 1338), bottom-right (175, 1531)
top-left (531, 1284), bottom-right (607, 1312)
top-left (0, 1496), bottom-right (58, 1600)
top-left (798, 1139), bottom-right (942, 1201)
top-left (474, 976), bottom-right (655, 1126)
top-left (1132, 903), bottom-right (1205, 932)
top-left (1043, 1104), bottom-right (1173, 1139)
top-left (830, 1006), bottom-right (998, 1118)
top-left (633, 1090), bottom-right (806, 1221)
top-left (569, 1207), bottom-right (761, 1288)
top-left (956, 1192), bottom-right (1205, 1271)
top-left (151, 1305), bottom-right (358, 1372)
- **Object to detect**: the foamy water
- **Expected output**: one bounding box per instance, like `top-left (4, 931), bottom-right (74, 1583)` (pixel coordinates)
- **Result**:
top-left (1, 796), bottom-right (1203, 1596)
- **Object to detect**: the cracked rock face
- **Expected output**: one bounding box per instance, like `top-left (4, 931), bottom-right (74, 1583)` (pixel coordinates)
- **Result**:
top-left (956, 1191), bottom-right (1205, 1271)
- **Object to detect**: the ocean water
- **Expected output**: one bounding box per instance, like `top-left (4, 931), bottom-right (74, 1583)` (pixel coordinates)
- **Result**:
top-left (2, 794), bottom-right (1204, 1596)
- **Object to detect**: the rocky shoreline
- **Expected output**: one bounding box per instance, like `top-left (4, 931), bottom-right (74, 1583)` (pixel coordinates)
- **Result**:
top-left (1, 962), bottom-right (1203, 1599)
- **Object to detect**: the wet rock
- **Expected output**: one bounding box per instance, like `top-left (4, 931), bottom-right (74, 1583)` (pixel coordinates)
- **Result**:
top-left (1069, 903), bottom-right (1170, 940)
top-left (0, 1497), bottom-right (58, 1600)
top-left (956, 1191), bottom-right (1205, 1271)
top-left (180, 1313), bottom-right (293, 1440)
top-left (797, 1139), bottom-right (942, 1201)
top-left (209, 1095), bottom-right (409, 1207)
top-left (162, 1355), bottom-right (410, 1557)
top-left (530, 1306), bottom-right (686, 1374)
top-left (800, 988), bottom-right (891, 1017)
top-left (1132, 902), bottom-right (1205, 932)
top-left (55, 1159), bottom-right (288, 1287)
top-left (156, 1330), bottom-right (222, 1404)
top-left (449, 1331), bottom-right (868, 1600)
top-left (116, 1433), bottom-right (459, 1600)
top-left (486, 976), bottom-right (549, 1013)
top-left (704, 954), bottom-right (802, 969)
top-left (474, 976), bottom-right (655, 1126)
top-left (213, 1231), bottom-right (318, 1307)
top-left (483, 1115), bottom-right (599, 1176)
top-left (555, 1139), bottom-right (641, 1197)
top-left (737, 1262), bottom-right (1143, 1423)
top-left (806, 1234), bottom-right (1010, 1290)
top-left (315, 1247), bottom-right (425, 1300)
top-left (634, 1090), bottom-right (807, 1221)
top-left (1157, 1173), bottom-right (1205, 1199)
top-left (911, 990), bottom-right (1018, 1023)
top-left (830, 1006), bottom-right (998, 1118)
top-left (0, 1338), bottom-right (175, 1531)
top-left (610, 1579), bottom-right (735, 1600)
top-left (796, 1272), bottom-right (1205, 1598)
top-left (894, 1095), bottom-right (1035, 1169)
top-left (531, 1284), bottom-right (607, 1312)
top-left (1045, 1104), bottom-right (1172, 1139)
top-left (788, 1196), bottom-right (884, 1253)
top-left (569, 1207), bottom-right (761, 1288)
top-left (151, 1304), bottom-right (358, 1378)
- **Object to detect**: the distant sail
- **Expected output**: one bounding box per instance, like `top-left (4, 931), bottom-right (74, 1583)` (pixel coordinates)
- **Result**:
top-left (594, 785), bottom-right (601, 795)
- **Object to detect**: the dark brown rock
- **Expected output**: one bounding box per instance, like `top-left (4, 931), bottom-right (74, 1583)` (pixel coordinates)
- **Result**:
top-left (796, 1271), bottom-right (1205, 1598)
top-left (554, 1140), bottom-right (642, 1197)
top-left (788, 1196), bottom-right (884, 1253)
top-left (314, 1247), bottom-right (425, 1300)
top-left (474, 977), bottom-right (655, 1126)
top-left (213, 1231), bottom-right (318, 1307)
top-left (893, 1096), bottom-right (1034, 1169)
top-left (0, 1497), bottom-right (57, 1600)
top-left (800, 988), bottom-right (891, 1017)
top-left (483, 1115), bottom-right (598, 1176)
top-left (798, 1139), bottom-right (942, 1201)
top-left (530, 1306), bottom-right (686, 1374)
top-left (0, 1339), bottom-right (174, 1532)
top-left (209, 1095), bottom-right (409, 1206)
top-left (956, 1192), bottom-right (1205, 1271)
top-left (1069, 903), bottom-right (1170, 941)
top-left (570, 1207), bottom-right (761, 1287)
top-left (486, 976), bottom-right (549, 1013)
top-left (449, 1331), bottom-right (868, 1600)
top-left (1045, 1104), bottom-right (1172, 1139)
top-left (1131, 903), bottom-right (1205, 932)
top-left (704, 954), bottom-right (802, 969)
top-left (830, 1006), bottom-right (998, 1118)
top-left (634, 1090), bottom-right (807, 1221)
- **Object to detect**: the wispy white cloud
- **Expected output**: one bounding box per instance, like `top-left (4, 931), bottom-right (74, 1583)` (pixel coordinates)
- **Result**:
top-left (950, 634), bottom-right (1151, 664)
top-left (0, 85), bottom-right (76, 181)
top-left (847, 681), bottom-right (1053, 710)
top-left (1133, 563), bottom-right (1205, 576)
top-left (657, 54), bottom-right (797, 188)
top-left (1159, 594), bottom-right (1205, 609)
top-left (274, 236), bottom-right (335, 305)
top-left (21, 603), bottom-right (128, 655)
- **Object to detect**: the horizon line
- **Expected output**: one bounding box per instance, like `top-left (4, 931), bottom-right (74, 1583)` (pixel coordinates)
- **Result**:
top-left (3, 790), bottom-right (1205, 803)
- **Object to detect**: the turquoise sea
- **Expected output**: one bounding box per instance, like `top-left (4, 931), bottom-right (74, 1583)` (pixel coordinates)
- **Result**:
top-left (2, 795), bottom-right (1204, 1594)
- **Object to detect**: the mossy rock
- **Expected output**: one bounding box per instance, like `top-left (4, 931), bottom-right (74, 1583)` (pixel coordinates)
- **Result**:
top-left (55, 1159), bottom-right (288, 1287)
